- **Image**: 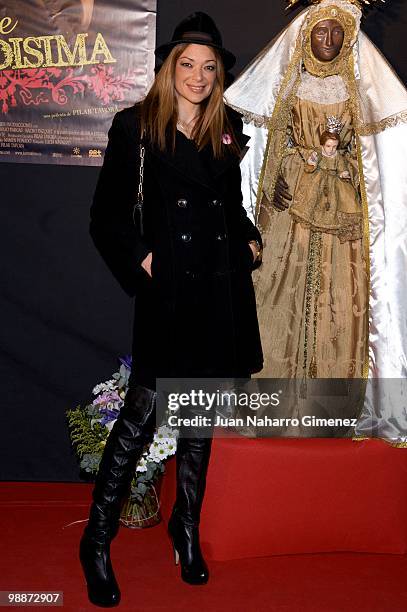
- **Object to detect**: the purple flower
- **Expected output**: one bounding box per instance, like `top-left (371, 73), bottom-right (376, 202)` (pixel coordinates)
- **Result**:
top-left (119, 355), bottom-right (132, 370)
top-left (99, 406), bottom-right (120, 426)
top-left (92, 390), bottom-right (122, 408)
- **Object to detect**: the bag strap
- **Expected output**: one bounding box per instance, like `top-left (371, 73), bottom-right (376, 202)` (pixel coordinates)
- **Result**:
top-left (133, 135), bottom-right (145, 236)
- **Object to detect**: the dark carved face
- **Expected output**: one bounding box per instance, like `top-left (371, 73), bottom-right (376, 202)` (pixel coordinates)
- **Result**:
top-left (311, 19), bottom-right (345, 62)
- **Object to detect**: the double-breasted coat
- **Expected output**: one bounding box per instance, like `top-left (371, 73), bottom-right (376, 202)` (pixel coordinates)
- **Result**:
top-left (90, 104), bottom-right (263, 387)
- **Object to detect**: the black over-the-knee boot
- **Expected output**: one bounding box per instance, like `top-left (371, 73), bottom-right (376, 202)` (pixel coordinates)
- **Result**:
top-left (168, 435), bottom-right (213, 585)
top-left (80, 384), bottom-right (156, 607)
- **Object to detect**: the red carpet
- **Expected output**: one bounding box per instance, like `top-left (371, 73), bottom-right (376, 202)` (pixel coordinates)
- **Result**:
top-left (1, 481), bottom-right (407, 611)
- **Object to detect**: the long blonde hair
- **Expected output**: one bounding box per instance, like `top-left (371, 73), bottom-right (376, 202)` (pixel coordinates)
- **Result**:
top-left (140, 44), bottom-right (238, 158)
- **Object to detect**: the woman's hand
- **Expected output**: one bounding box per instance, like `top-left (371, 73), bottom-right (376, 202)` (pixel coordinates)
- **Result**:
top-left (249, 242), bottom-right (257, 262)
top-left (248, 240), bottom-right (262, 264)
top-left (273, 175), bottom-right (292, 211)
top-left (141, 252), bottom-right (152, 277)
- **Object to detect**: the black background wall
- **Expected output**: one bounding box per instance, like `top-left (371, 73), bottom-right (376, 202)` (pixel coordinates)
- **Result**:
top-left (1, 0), bottom-right (406, 481)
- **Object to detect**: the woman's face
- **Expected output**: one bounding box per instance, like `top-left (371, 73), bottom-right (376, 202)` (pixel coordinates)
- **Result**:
top-left (174, 44), bottom-right (217, 107)
top-left (311, 19), bottom-right (344, 62)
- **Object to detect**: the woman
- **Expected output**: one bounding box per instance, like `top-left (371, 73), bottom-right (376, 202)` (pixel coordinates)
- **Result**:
top-left (225, 0), bottom-right (407, 439)
top-left (80, 12), bottom-right (263, 607)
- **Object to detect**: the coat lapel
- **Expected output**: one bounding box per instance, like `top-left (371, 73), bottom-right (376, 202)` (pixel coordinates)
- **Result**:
top-left (148, 137), bottom-right (215, 192)
top-left (148, 128), bottom-right (250, 192)
top-left (200, 124), bottom-right (250, 182)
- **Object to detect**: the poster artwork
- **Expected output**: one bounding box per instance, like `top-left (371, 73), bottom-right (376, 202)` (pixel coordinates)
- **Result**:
top-left (0, 0), bottom-right (157, 165)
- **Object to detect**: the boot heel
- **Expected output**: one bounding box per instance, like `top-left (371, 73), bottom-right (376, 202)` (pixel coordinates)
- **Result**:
top-left (168, 517), bottom-right (208, 585)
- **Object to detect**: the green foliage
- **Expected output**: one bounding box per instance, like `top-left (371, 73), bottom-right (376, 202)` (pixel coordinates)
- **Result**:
top-left (129, 462), bottom-right (164, 502)
top-left (112, 364), bottom-right (130, 390)
top-left (66, 405), bottom-right (108, 465)
top-left (86, 404), bottom-right (100, 417)
top-left (131, 476), bottom-right (153, 502)
top-left (80, 453), bottom-right (102, 473)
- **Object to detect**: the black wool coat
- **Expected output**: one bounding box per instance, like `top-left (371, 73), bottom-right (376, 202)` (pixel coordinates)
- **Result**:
top-left (90, 104), bottom-right (263, 385)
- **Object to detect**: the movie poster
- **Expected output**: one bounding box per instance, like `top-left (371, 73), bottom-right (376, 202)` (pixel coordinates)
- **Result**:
top-left (0, 0), bottom-right (156, 165)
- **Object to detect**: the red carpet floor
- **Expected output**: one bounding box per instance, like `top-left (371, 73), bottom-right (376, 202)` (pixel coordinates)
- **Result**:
top-left (1, 482), bottom-right (407, 611)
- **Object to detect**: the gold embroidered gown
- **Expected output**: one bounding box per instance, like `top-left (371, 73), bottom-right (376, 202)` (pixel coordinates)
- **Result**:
top-left (255, 97), bottom-right (368, 382)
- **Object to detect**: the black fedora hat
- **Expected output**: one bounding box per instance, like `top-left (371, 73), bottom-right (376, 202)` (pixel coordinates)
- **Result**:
top-left (155, 12), bottom-right (236, 70)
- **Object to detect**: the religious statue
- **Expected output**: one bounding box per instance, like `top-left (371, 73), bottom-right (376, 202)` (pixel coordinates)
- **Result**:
top-left (225, 0), bottom-right (407, 442)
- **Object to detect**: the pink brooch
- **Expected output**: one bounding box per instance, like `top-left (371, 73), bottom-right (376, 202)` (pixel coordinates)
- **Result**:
top-left (222, 133), bottom-right (232, 145)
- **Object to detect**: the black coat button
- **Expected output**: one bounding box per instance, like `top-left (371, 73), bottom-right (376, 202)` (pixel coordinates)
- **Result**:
top-left (210, 199), bottom-right (222, 206)
top-left (181, 233), bottom-right (192, 242)
top-left (177, 198), bottom-right (187, 208)
top-left (216, 233), bottom-right (226, 241)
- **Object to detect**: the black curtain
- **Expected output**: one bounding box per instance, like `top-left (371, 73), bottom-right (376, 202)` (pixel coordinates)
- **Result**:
top-left (1, 0), bottom-right (406, 481)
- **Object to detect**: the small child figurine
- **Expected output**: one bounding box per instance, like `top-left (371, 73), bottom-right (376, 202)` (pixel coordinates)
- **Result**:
top-left (305, 130), bottom-right (351, 181)
top-left (289, 116), bottom-right (362, 242)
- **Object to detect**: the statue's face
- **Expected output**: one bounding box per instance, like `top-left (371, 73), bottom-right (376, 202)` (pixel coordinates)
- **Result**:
top-left (311, 19), bottom-right (344, 62)
top-left (322, 137), bottom-right (339, 157)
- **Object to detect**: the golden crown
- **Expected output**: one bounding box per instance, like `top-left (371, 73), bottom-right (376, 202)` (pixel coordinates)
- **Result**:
top-left (286, 0), bottom-right (385, 10)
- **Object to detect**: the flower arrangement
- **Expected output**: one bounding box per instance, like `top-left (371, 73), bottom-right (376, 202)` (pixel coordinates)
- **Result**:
top-left (67, 356), bottom-right (178, 527)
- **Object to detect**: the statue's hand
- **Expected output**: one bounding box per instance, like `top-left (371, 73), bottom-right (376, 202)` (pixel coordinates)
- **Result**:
top-left (273, 175), bottom-right (292, 211)
top-left (307, 151), bottom-right (318, 166)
